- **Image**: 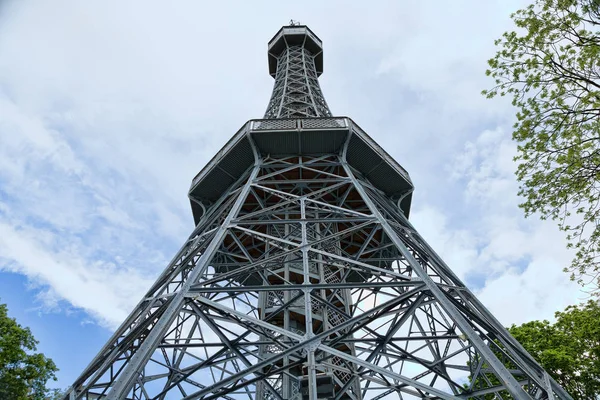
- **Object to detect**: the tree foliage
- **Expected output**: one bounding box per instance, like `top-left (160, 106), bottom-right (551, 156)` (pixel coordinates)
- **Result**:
top-left (0, 301), bottom-right (58, 400)
top-left (508, 300), bottom-right (600, 399)
top-left (484, 0), bottom-right (600, 291)
top-left (467, 301), bottom-right (600, 399)
top-left (46, 389), bottom-right (67, 400)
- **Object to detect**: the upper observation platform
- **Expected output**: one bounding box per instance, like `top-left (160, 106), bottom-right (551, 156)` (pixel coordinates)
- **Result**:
top-left (267, 25), bottom-right (324, 77)
top-left (188, 118), bottom-right (413, 224)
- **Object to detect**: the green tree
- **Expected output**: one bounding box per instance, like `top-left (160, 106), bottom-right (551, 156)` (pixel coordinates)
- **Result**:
top-left (467, 301), bottom-right (600, 399)
top-left (0, 301), bottom-right (58, 400)
top-left (46, 389), bottom-right (66, 400)
top-left (508, 301), bottom-right (600, 399)
top-left (484, 0), bottom-right (600, 292)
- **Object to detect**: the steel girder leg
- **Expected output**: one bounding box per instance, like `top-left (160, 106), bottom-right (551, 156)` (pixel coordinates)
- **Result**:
top-left (102, 164), bottom-right (261, 399)
top-left (340, 159), bottom-right (535, 400)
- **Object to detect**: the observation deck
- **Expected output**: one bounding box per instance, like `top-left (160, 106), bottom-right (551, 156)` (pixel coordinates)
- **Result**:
top-left (188, 117), bottom-right (413, 224)
top-left (267, 25), bottom-right (324, 77)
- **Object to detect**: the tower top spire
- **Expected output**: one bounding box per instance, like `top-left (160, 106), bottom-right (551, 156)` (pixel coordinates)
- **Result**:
top-left (264, 25), bottom-right (331, 119)
top-left (267, 25), bottom-right (323, 77)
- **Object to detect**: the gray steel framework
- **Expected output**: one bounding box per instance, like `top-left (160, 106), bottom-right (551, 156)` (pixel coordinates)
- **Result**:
top-left (65, 25), bottom-right (572, 400)
top-left (264, 26), bottom-right (331, 119)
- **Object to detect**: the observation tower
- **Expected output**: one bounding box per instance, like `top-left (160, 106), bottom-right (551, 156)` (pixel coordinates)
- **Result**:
top-left (66, 25), bottom-right (572, 400)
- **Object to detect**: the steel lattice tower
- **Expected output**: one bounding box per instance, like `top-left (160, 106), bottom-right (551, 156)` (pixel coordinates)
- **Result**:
top-left (66, 25), bottom-right (573, 400)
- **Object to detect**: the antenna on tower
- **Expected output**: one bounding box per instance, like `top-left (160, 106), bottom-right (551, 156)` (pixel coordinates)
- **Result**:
top-left (289, 19), bottom-right (301, 26)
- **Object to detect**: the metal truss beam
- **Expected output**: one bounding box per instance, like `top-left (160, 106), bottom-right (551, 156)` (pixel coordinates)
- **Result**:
top-left (66, 152), bottom-right (573, 400)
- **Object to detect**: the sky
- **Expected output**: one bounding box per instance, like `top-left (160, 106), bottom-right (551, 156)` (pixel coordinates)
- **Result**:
top-left (0, 0), bottom-right (587, 391)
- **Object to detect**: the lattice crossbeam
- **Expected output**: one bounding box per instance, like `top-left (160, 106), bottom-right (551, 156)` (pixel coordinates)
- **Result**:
top-left (264, 46), bottom-right (332, 119)
top-left (66, 154), bottom-right (569, 400)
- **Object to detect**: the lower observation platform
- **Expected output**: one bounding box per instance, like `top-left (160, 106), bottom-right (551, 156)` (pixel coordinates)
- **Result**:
top-left (189, 117), bottom-right (413, 223)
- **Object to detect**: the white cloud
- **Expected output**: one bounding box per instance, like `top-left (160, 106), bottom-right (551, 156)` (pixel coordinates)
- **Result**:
top-left (412, 126), bottom-right (584, 326)
top-left (410, 205), bottom-right (481, 280)
top-left (0, 220), bottom-right (153, 328)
